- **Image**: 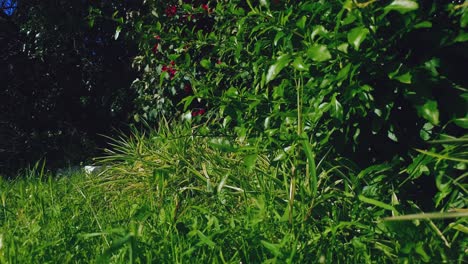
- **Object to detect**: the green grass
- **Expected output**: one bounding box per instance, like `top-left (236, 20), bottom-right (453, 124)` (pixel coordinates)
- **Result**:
top-left (0, 122), bottom-right (466, 263)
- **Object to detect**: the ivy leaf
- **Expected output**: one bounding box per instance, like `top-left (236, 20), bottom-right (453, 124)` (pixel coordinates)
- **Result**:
top-left (266, 54), bottom-right (291, 84)
top-left (416, 100), bottom-right (439, 126)
top-left (384, 0), bottom-right (419, 14)
top-left (307, 44), bottom-right (332, 62)
top-left (347, 26), bottom-right (369, 51)
top-left (292, 56), bottom-right (308, 71)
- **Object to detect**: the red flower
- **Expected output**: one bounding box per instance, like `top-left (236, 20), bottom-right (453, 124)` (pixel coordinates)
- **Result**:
top-left (192, 108), bottom-right (206, 117)
top-left (165, 5), bottom-right (177, 17)
top-left (216, 59), bottom-right (222, 65)
top-left (154, 35), bottom-right (161, 40)
top-left (184, 84), bottom-right (192, 94)
top-left (201, 4), bottom-right (213, 14)
top-left (162, 64), bottom-right (177, 79)
top-left (152, 43), bottom-right (159, 54)
top-left (170, 60), bottom-right (176, 66)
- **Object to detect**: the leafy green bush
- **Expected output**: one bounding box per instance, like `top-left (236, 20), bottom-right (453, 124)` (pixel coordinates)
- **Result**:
top-left (125, 0), bottom-right (467, 164)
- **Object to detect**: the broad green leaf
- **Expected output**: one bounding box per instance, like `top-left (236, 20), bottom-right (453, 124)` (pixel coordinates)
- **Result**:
top-left (337, 43), bottom-right (349, 53)
top-left (416, 100), bottom-right (439, 125)
top-left (292, 56), bottom-right (308, 71)
top-left (454, 32), bottom-right (468, 43)
top-left (274, 31), bottom-right (285, 46)
top-left (347, 26), bottom-right (369, 51)
top-left (453, 118), bottom-right (468, 129)
top-left (307, 44), bottom-right (332, 62)
top-left (243, 153), bottom-right (258, 170)
top-left (266, 54), bottom-right (291, 84)
top-left (311, 25), bottom-right (328, 40)
top-left (330, 95), bottom-right (343, 121)
top-left (384, 0), bottom-right (419, 14)
top-left (389, 70), bottom-right (412, 84)
top-left (296, 16), bottom-right (307, 30)
top-left (200, 59), bottom-right (211, 69)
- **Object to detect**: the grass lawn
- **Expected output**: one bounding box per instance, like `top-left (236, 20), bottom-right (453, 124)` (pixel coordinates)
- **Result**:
top-left (0, 123), bottom-right (466, 263)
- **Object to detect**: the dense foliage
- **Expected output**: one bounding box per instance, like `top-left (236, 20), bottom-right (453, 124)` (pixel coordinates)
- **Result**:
top-left (0, 0), bottom-right (140, 173)
top-left (0, 0), bottom-right (466, 263)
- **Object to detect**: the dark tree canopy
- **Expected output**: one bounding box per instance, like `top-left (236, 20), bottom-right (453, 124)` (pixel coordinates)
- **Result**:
top-left (0, 0), bottom-right (142, 174)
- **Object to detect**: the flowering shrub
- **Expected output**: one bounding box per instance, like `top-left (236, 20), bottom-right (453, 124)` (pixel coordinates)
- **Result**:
top-left (127, 0), bottom-right (466, 163)
top-left (113, 0), bottom-right (467, 261)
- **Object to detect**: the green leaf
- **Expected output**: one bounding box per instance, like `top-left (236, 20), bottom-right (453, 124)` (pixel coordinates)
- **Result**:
top-left (200, 59), bottom-right (211, 69)
top-left (384, 0), bottom-right (419, 14)
top-left (416, 100), bottom-right (439, 125)
top-left (261, 240), bottom-right (283, 257)
top-left (462, 9), bottom-right (468, 28)
top-left (389, 69), bottom-right (412, 84)
top-left (330, 95), bottom-right (343, 121)
top-left (114, 26), bottom-right (121, 40)
top-left (453, 118), bottom-right (468, 129)
top-left (266, 54), bottom-right (291, 84)
top-left (311, 25), bottom-right (328, 41)
top-left (347, 26), bottom-right (369, 51)
top-left (292, 56), bottom-right (308, 71)
top-left (209, 138), bottom-right (237, 152)
top-left (296, 16), bottom-right (307, 30)
top-left (358, 195), bottom-right (398, 212)
top-left (243, 154), bottom-right (258, 170)
top-left (414, 21), bottom-right (432, 29)
top-left (454, 32), bottom-right (468, 43)
top-left (274, 31), bottom-right (285, 46)
top-left (307, 44), bottom-right (332, 62)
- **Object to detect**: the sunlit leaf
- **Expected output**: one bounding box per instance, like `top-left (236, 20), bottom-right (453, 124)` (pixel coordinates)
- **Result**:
top-left (453, 118), bottom-right (468, 129)
top-left (114, 26), bottom-right (121, 40)
top-left (292, 56), bottom-right (308, 71)
top-left (416, 100), bottom-right (439, 125)
top-left (384, 0), bottom-right (419, 14)
top-left (347, 26), bottom-right (369, 51)
top-left (307, 44), bottom-right (332, 62)
top-left (266, 54), bottom-right (291, 84)
top-left (200, 59), bottom-right (211, 69)
top-left (296, 16), bottom-right (307, 30)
